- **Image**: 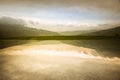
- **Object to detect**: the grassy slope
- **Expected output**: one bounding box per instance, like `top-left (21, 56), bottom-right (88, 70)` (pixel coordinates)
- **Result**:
top-left (0, 24), bottom-right (59, 37)
top-left (88, 26), bottom-right (120, 36)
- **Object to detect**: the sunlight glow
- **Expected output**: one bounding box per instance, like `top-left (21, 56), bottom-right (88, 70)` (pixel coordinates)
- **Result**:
top-left (2, 42), bottom-right (119, 63)
top-left (15, 49), bottom-right (102, 59)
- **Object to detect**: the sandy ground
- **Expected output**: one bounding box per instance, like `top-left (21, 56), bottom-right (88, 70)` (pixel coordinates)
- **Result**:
top-left (0, 41), bottom-right (120, 80)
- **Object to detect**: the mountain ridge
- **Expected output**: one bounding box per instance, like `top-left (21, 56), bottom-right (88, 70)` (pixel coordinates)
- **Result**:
top-left (0, 17), bottom-right (59, 37)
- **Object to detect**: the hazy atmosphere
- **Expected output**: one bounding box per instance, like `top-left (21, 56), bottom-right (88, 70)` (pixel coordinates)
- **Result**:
top-left (0, 0), bottom-right (120, 80)
top-left (0, 0), bottom-right (120, 31)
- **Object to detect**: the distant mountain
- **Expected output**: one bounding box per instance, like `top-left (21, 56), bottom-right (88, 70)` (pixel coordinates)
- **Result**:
top-left (60, 30), bottom-right (95, 35)
top-left (0, 16), bottom-right (120, 37)
top-left (88, 26), bottom-right (120, 36)
top-left (0, 16), bottom-right (25, 25)
top-left (0, 17), bottom-right (59, 37)
top-left (60, 26), bottom-right (120, 36)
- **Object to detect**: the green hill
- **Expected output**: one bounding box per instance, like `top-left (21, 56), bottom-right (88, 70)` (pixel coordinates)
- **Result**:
top-left (60, 30), bottom-right (95, 36)
top-left (60, 26), bottom-right (120, 36)
top-left (0, 17), bottom-right (59, 37)
top-left (90, 27), bottom-right (120, 36)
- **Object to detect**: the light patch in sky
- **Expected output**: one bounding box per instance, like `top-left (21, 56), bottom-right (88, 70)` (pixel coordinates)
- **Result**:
top-left (0, 6), bottom-right (119, 21)
top-left (0, 0), bottom-right (120, 31)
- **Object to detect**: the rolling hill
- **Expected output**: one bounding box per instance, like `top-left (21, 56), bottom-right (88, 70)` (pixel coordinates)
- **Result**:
top-left (0, 16), bottom-right (59, 37)
top-left (88, 26), bottom-right (120, 36)
top-left (60, 25), bottom-right (120, 36)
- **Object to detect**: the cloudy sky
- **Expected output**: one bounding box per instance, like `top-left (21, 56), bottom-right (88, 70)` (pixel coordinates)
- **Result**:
top-left (0, 0), bottom-right (120, 31)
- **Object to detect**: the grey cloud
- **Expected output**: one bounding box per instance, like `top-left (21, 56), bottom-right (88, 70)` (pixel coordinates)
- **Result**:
top-left (0, 0), bottom-right (120, 8)
top-left (0, 0), bottom-right (120, 20)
